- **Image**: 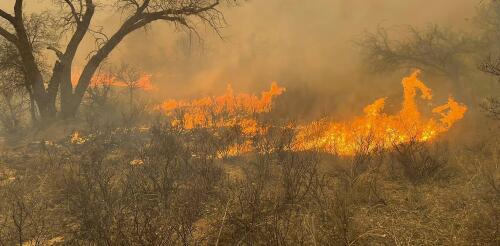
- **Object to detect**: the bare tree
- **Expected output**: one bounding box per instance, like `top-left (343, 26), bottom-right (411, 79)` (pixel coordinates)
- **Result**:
top-left (476, 0), bottom-right (500, 53)
top-left (116, 63), bottom-right (141, 110)
top-left (0, 69), bottom-right (25, 134)
top-left (478, 57), bottom-right (500, 120)
top-left (477, 1), bottom-right (500, 119)
top-left (0, 30), bottom-right (50, 125)
top-left (0, 0), bottom-right (230, 121)
top-left (357, 24), bottom-right (478, 99)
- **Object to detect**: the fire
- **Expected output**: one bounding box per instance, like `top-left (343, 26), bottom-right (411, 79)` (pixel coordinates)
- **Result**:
top-left (156, 70), bottom-right (466, 157)
top-left (159, 82), bottom-right (285, 135)
top-left (292, 70), bottom-right (467, 155)
top-left (70, 131), bottom-right (86, 145)
top-left (71, 72), bottom-right (156, 91)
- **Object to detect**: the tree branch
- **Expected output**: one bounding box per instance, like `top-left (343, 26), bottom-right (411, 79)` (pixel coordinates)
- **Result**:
top-left (47, 46), bottom-right (64, 60)
top-left (14, 0), bottom-right (23, 20)
top-left (0, 9), bottom-right (15, 24)
top-left (71, 0), bottom-right (223, 113)
top-left (63, 0), bottom-right (81, 24)
top-left (63, 0), bottom-right (95, 60)
top-left (137, 0), bottom-right (150, 13)
top-left (0, 26), bottom-right (18, 43)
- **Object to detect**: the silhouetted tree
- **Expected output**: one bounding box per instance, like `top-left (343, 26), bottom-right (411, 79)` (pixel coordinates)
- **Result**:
top-left (357, 25), bottom-right (478, 100)
top-left (0, 0), bottom-right (231, 121)
top-left (476, 0), bottom-right (500, 53)
top-left (0, 22), bottom-right (52, 125)
top-left (477, 1), bottom-right (500, 119)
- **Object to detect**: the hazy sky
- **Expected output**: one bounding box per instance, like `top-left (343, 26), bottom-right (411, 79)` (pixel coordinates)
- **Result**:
top-left (0, 0), bottom-right (478, 106)
top-left (114, 0), bottom-right (475, 95)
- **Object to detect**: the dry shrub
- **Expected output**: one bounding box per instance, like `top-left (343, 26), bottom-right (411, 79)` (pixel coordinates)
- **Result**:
top-left (1, 119), bottom-right (497, 245)
top-left (41, 126), bottom-right (225, 245)
top-left (459, 139), bottom-right (500, 244)
top-left (391, 139), bottom-right (449, 184)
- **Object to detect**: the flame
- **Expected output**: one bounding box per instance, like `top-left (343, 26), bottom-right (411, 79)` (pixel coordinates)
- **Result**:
top-left (71, 72), bottom-right (156, 91)
top-left (70, 131), bottom-right (86, 145)
top-left (159, 82), bottom-right (285, 135)
top-left (292, 70), bottom-right (467, 155)
top-left (158, 82), bottom-right (285, 157)
top-left (156, 70), bottom-right (466, 157)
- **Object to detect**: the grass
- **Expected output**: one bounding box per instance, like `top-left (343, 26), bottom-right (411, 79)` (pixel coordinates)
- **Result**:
top-left (0, 121), bottom-right (497, 245)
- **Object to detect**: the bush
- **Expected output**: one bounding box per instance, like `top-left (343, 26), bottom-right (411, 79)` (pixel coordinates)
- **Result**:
top-left (392, 140), bottom-right (449, 184)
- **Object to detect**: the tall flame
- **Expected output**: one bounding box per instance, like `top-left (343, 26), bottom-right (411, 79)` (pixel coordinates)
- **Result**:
top-left (292, 70), bottom-right (467, 155)
top-left (160, 82), bottom-right (285, 136)
top-left (156, 71), bottom-right (466, 156)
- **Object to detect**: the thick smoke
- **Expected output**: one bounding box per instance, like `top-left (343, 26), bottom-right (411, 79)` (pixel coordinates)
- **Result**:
top-left (110, 0), bottom-right (475, 118)
top-left (0, 0), bottom-right (476, 118)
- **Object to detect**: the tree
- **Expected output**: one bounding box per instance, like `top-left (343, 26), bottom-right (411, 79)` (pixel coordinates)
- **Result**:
top-left (116, 63), bottom-right (141, 110)
top-left (357, 25), bottom-right (478, 99)
top-left (0, 0), bottom-right (229, 121)
top-left (476, 0), bottom-right (500, 54)
top-left (0, 68), bottom-right (25, 133)
top-left (477, 0), bottom-right (500, 120)
top-left (0, 16), bottom-right (54, 125)
top-left (478, 57), bottom-right (500, 120)
top-left (0, 39), bottom-right (26, 132)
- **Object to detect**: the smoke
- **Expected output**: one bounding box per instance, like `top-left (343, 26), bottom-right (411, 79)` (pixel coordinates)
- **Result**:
top-left (109, 0), bottom-right (474, 103)
top-left (1, 0), bottom-right (477, 118)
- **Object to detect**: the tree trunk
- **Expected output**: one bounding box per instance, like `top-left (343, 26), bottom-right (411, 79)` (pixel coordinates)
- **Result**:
top-left (14, 33), bottom-right (57, 121)
top-left (29, 74), bottom-right (56, 120)
top-left (58, 65), bottom-right (77, 119)
top-left (61, 94), bottom-right (80, 119)
top-left (66, 26), bottom-right (134, 117)
top-left (28, 91), bottom-right (37, 125)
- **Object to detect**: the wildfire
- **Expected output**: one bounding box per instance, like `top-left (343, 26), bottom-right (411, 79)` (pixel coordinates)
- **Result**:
top-left (156, 70), bottom-right (466, 157)
top-left (71, 72), bottom-right (156, 91)
top-left (292, 70), bottom-right (467, 155)
top-left (159, 82), bottom-right (285, 135)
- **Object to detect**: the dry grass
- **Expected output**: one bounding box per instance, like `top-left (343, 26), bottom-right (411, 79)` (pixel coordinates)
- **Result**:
top-left (0, 123), bottom-right (497, 245)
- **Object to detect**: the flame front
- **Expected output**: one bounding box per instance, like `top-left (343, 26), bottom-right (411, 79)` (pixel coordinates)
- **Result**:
top-left (72, 72), bottom-right (156, 91)
top-left (157, 71), bottom-right (466, 156)
top-left (158, 82), bottom-right (285, 157)
top-left (160, 82), bottom-right (285, 135)
top-left (292, 70), bottom-right (467, 155)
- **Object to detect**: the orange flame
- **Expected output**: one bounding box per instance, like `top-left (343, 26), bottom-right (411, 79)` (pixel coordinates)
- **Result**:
top-left (159, 82), bottom-right (285, 135)
top-left (71, 72), bottom-right (156, 91)
top-left (292, 70), bottom-right (467, 155)
top-left (157, 71), bottom-right (466, 156)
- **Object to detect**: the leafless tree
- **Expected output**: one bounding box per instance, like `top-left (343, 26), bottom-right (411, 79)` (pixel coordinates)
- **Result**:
top-left (477, 57), bottom-right (500, 120)
top-left (82, 66), bottom-right (116, 130)
top-left (476, 0), bottom-right (500, 53)
top-left (358, 25), bottom-right (477, 77)
top-left (357, 24), bottom-right (478, 100)
top-left (0, 71), bottom-right (25, 134)
top-left (0, 0), bottom-right (232, 121)
top-left (116, 63), bottom-right (141, 111)
top-left (476, 1), bottom-right (500, 120)
top-left (0, 35), bottom-right (44, 126)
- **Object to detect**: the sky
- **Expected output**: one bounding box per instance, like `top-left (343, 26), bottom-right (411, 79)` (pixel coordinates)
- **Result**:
top-left (113, 0), bottom-right (476, 95)
top-left (0, 0), bottom-right (478, 116)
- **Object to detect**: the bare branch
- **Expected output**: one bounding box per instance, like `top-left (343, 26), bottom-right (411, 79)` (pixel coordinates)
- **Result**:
top-left (47, 46), bottom-right (64, 60)
top-left (357, 24), bottom-right (477, 78)
top-left (0, 26), bottom-right (17, 43)
top-left (62, 0), bottom-right (95, 60)
top-left (63, 0), bottom-right (81, 24)
top-left (137, 0), bottom-right (150, 13)
top-left (479, 56), bottom-right (500, 78)
top-left (0, 9), bottom-right (15, 24)
top-left (14, 0), bottom-right (23, 20)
